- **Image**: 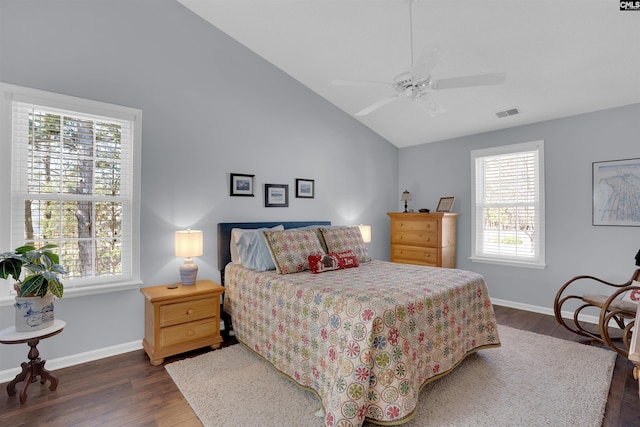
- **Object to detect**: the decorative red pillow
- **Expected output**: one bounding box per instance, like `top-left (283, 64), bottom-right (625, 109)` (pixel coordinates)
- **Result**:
top-left (308, 250), bottom-right (360, 274)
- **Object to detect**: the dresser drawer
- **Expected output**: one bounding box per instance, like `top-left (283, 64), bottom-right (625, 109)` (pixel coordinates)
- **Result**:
top-left (159, 298), bottom-right (216, 328)
top-left (391, 218), bottom-right (438, 232)
top-left (392, 230), bottom-right (438, 247)
top-left (391, 244), bottom-right (438, 266)
top-left (160, 318), bottom-right (218, 347)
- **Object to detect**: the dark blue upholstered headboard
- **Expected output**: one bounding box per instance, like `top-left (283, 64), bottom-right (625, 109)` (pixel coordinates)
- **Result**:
top-left (217, 221), bottom-right (331, 284)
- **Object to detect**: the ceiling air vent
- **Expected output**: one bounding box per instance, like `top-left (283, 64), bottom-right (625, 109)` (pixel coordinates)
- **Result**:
top-left (496, 108), bottom-right (520, 118)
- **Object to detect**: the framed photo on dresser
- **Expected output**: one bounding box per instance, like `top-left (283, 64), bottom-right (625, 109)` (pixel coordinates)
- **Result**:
top-left (436, 196), bottom-right (455, 212)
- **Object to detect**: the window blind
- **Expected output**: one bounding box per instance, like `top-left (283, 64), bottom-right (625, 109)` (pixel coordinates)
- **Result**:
top-left (11, 100), bottom-right (135, 286)
top-left (471, 141), bottom-right (545, 267)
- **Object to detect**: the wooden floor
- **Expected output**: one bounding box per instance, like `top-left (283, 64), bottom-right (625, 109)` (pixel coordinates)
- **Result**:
top-left (0, 305), bottom-right (638, 426)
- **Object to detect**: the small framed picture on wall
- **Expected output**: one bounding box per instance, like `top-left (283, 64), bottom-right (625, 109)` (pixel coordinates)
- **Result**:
top-left (230, 173), bottom-right (255, 197)
top-left (295, 178), bottom-right (315, 198)
top-left (265, 184), bottom-right (289, 207)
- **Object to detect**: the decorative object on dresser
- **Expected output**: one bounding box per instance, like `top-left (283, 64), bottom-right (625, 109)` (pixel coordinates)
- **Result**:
top-left (174, 229), bottom-right (203, 285)
top-left (436, 196), bottom-right (455, 212)
top-left (229, 173), bottom-right (255, 197)
top-left (401, 189), bottom-right (412, 212)
top-left (140, 279), bottom-right (224, 365)
top-left (388, 212), bottom-right (459, 267)
top-left (295, 178), bottom-right (314, 198)
top-left (0, 244), bottom-right (65, 332)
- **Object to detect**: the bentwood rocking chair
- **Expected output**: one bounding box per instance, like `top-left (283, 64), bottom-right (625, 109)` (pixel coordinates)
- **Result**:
top-left (554, 267), bottom-right (640, 358)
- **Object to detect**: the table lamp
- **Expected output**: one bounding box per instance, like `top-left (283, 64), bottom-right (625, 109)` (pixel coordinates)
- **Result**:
top-left (175, 229), bottom-right (203, 285)
top-left (358, 225), bottom-right (372, 243)
top-left (401, 190), bottom-right (412, 213)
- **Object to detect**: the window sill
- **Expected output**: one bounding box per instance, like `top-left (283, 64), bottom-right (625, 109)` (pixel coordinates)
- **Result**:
top-left (469, 256), bottom-right (547, 269)
top-left (0, 280), bottom-right (143, 307)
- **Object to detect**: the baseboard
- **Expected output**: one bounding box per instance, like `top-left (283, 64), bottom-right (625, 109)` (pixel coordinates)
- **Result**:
top-left (0, 340), bottom-right (142, 384)
top-left (491, 298), bottom-right (599, 326)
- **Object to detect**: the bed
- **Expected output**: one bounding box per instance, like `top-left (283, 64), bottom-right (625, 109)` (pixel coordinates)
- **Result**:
top-left (217, 221), bottom-right (500, 427)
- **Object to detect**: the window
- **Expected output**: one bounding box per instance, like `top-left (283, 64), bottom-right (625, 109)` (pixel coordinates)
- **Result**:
top-left (470, 140), bottom-right (545, 268)
top-left (0, 83), bottom-right (141, 302)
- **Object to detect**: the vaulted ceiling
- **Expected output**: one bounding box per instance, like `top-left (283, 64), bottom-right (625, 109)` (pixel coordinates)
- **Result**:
top-left (178, 0), bottom-right (640, 148)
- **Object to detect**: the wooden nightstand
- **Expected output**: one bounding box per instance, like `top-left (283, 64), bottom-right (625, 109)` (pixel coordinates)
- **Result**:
top-left (141, 279), bottom-right (225, 365)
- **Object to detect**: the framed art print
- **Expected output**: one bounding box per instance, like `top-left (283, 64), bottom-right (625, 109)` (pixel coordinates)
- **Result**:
top-left (295, 178), bottom-right (315, 198)
top-left (436, 196), bottom-right (455, 212)
top-left (593, 158), bottom-right (640, 226)
top-left (230, 173), bottom-right (254, 197)
top-left (265, 184), bottom-right (289, 207)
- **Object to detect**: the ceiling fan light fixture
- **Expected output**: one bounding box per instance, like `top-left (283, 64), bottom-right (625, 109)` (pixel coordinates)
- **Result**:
top-left (334, 1), bottom-right (506, 118)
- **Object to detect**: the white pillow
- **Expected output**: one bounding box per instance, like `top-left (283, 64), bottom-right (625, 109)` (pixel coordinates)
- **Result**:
top-left (230, 229), bottom-right (243, 264)
top-left (230, 225), bottom-right (284, 265)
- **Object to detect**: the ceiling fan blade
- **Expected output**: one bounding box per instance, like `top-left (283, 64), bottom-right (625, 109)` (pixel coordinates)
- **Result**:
top-left (411, 44), bottom-right (442, 82)
top-left (416, 95), bottom-right (446, 117)
top-left (331, 79), bottom-right (391, 88)
top-left (430, 72), bottom-right (507, 90)
top-left (355, 94), bottom-right (400, 116)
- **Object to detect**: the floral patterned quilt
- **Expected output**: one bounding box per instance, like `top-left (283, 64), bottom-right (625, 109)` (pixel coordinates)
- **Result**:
top-left (224, 260), bottom-right (500, 427)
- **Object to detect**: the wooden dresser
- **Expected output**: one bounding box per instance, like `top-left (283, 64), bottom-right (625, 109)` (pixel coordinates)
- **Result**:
top-left (387, 212), bottom-right (459, 268)
top-left (140, 279), bottom-right (224, 365)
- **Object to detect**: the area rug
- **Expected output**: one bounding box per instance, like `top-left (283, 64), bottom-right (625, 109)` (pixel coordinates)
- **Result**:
top-left (165, 325), bottom-right (616, 427)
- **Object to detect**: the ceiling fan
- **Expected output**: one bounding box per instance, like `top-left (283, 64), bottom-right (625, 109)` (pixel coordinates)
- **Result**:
top-left (332, 1), bottom-right (506, 117)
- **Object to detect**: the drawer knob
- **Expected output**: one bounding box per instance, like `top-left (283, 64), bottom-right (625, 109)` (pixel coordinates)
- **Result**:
top-left (187, 308), bottom-right (195, 315)
top-left (188, 329), bottom-right (194, 336)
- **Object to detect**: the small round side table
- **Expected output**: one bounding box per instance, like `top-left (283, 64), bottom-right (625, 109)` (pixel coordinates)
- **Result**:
top-left (0, 319), bottom-right (65, 404)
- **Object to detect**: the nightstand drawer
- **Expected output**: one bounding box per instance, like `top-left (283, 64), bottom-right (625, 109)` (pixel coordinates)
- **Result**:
top-left (391, 244), bottom-right (437, 266)
top-left (160, 318), bottom-right (218, 347)
top-left (159, 298), bottom-right (216, 327)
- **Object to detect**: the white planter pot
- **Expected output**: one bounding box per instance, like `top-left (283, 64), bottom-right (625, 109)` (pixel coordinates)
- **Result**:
top-left (14, 294), bottom-right (55, 332)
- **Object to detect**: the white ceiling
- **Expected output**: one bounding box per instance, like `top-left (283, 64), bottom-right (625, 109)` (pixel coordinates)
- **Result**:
top-left (178, 0), bottom-right (640, 148)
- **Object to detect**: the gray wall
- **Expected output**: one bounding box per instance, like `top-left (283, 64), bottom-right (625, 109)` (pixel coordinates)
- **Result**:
top-left (400, 103), bottom-right (640, 310)
top-left (0, 0), bottom-right (398, 372)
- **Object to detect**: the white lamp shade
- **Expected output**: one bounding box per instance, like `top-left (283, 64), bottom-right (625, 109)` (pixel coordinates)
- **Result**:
top-left (401, 190), bottom-right (412, 202)
top-left (175, 229), bottom-right (203, 258)
top-left (358, 225), bottom-right (372, 243)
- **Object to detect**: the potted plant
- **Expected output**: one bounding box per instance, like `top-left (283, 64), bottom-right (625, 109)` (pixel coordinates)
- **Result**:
top-left (0, 244), bottom-right (65, 331)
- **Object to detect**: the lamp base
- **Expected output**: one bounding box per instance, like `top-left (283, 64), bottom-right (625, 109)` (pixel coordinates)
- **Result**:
top-left (179, 258), bottom-right (198, 285)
